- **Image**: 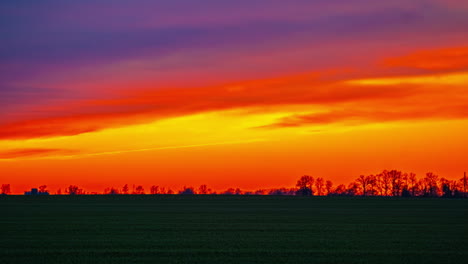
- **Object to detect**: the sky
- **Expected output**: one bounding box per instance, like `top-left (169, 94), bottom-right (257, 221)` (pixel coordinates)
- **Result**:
top-left (1, 0), bottom-right (468, 193)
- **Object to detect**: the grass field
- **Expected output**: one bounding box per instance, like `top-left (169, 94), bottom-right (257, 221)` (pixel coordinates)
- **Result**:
top-left (1, 195), bottom-right (467, 263)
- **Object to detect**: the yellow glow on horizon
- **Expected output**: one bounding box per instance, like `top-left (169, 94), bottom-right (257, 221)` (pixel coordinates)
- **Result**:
top-left (0, 108), bottom-right (323, 160)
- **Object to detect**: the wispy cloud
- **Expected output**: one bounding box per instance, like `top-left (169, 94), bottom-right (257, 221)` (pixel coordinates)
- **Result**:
top-left (0, 139), bottom-right (266, 161)
top-left (259, 105), bottom-right (468, 129)
top-left (1, 0), bottom-right (468, 141)
top-left (383, 46), bottom-right (468, 71)
top-left (0, 148), bottom-right (78, 159)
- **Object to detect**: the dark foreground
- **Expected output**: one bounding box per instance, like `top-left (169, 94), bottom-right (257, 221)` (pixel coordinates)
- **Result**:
top-left (1, 196), bottom-right (467, 264)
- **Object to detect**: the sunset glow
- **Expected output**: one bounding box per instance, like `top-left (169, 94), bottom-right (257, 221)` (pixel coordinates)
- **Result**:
top-left (1, 1), bottom-right (467, 194)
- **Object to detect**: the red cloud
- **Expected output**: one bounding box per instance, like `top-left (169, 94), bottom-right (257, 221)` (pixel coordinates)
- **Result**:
top-left (1, 46), bottom-right (468, 140)
top-left (259, 104), bottom-right (468, 128)
top-left (383, 46), bottom-right (468, 71)
top-left (0, 70), bottom-right (422, 140)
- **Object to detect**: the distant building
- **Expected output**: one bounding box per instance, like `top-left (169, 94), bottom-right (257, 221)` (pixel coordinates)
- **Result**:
top-left (24, 188), bottom-right (49, 195)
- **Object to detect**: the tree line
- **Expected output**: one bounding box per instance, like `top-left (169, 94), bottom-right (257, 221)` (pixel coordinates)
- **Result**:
top-left (1, 170), bottom-right (467, 197)
top-left (295, 171), bottom-right (467, 198)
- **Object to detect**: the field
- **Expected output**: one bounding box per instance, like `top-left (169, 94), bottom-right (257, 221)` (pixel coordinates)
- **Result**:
top-left (1, 195), bottom-right (467, 263)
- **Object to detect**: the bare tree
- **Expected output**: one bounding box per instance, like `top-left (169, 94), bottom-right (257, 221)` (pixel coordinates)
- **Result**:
top-left (425, 172), bottom-right (439, 197)
top-left (150, 185), bottom-right (159, 195)
top-left (39, 185), bottom-right (47, 193)
top-left (440, 178), bottom-right (453, 198)
top-left (408, 173), bottom-right (417, 196)
top-left (315, 177), bottom-right (325, 196)
top-left (198, 184), bottom-right (211, 194)
top-left (1, 184), bottom-right (11, 195)
top-left (332, 184), bottom-right (347, 195)
top-left (389, 170), bottom-right (403, 196)
top-left (106, 187), bottom-right (119, 195)
top-left (374, 174), bottom-right (383, 195)
top-left (179, 186), bottom-right (195, 195)
top-left (296, 175), bottom-right (314, 196)
top-left (122, 184), bottom-right (129, 194)
top-left (356, 175), bottom-right (369, 196)
top-left (222, 188), bottom-right (235, 195)
top-left (346, 182), bottom-right (359, 196)
top-left (379, 171), bottom-right (391, 196)
top-left (254, 189), bottom-right (266, 195)
top-left (135, 185), bottom-right (145, 195)
top-left (325, 180), bottom-right (333, 195)
top-left (296, 175), bottom-right (314, 189)
top-left (269, 188), bottom-right (294, 195)
top-left (367, 175), bottom-right (375, 196)
top-left (66, 185), bottom-right (81, 195)
top-left (461, 172), bottom-right (467, 198)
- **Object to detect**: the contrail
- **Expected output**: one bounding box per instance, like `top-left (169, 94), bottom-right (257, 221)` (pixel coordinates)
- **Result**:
top-left (0, 138), bottom-right (267, 161)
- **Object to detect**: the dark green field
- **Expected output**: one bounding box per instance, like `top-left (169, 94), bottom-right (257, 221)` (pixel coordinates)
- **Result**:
top-left (1, 196), bottom-right (467, 263)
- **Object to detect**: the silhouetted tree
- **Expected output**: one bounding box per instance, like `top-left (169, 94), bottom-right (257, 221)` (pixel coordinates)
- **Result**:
top-left (379, 171), bottom-right (392, 196)
top-left (179, 186), bottom-right (195, 195)
top-left (122, 184), bottom-right (129, 194)
top-left (461, 172), bottom-right (467, 198)
top-left (367, 175), bottom-right (377, 196)
top-left (269, 188), bottom-right (294, 195)
top-left (389, 170), bottom-right (403, 196)
top-left (38, 185), bottom-right (47, 193)
top-left (268, 189), bottom-right (282, 195)
top-left (449, 180), bottom-right (459, 196)
top-left (441, 181), bottom-right (452, 198)
top-left (105, 187), bottom-right (119, 195)
top-left (66, 185), bottom-right (81, 195)
top-left (254, 189), bottom-right (266, 195)
top-left (150, 185), bottom-right (159, 195)
top-left (356, 175), bottom-right (370, 196)
top-left (401, 187), bottom-right (411, 197)
top-left (1, 184), bottom-right (11, 195)
top-left (425, 172), bottom-right (439, 197)
top-left (325, 180), bottom-right (333, 195)
top-left (408, 173), bottom-right (417, 196)
top-left (315, 177), bottom-right (325, 196)
top-left (222, 188), bottom-right (235, 195)
top-left (331, 184), bottom-right (347, 196)
top-left (346, 182), bottom-right (359, 196)
top-left (198, 184), bottom-right (211, 194)
top-left (296, 175), bottom-right (314, 190)
top-left (135, 185), bottom-right (145, 195)
top-left (296, 187), bottom-right (312, 196)
top-left (296, 175), bottom-right (314, 196)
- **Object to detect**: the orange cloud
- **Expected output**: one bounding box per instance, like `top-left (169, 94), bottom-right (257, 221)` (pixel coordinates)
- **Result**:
top-left (2, 46), bottom-right (468, 140)
top-left (1, 70), bottom-right (416, 140)
top-left (383, 46), bottom-right (468, 71)
top-left (260, 104), bottom-right (468, 128)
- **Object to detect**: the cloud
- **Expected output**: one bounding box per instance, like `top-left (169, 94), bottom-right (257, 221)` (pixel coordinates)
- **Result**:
top-left (0, 69), bottom-right (429, 140)
top-left (260, 104), bottom-right (468, 128)
top-left (2, 48), bottom-right (468, 140)
top-left (1, 4), bottom-right (467, 141)
top-left (2, 0), bottom-right (468, 86)
top-left (0, 139), bottom-right (265, 160)
top-left (383, 46), bottom-right (468, 71)
top-left (0, 148), bottom-right (78, 159)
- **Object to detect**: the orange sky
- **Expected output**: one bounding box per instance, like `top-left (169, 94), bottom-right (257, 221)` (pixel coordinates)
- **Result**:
top-left (1, 2), bottom-right (468, 193)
